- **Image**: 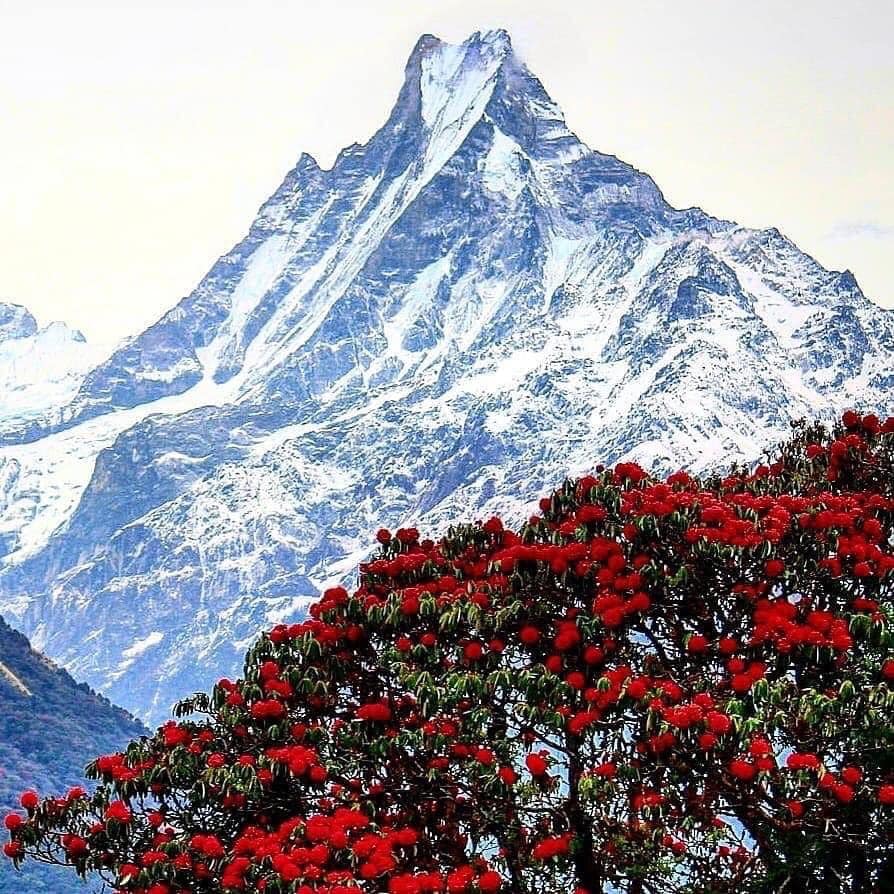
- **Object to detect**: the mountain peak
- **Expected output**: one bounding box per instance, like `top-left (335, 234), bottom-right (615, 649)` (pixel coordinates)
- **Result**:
top-left (410, 28), bottom-right (513, 62)
top-left (0, 301), bottom-right (38, 341)
top-left (0, 300), bottom-right (89, 346)
top-left (470, 27), bottom-right (514, 51)
top-left (404, 29), bottom-right (516, 131)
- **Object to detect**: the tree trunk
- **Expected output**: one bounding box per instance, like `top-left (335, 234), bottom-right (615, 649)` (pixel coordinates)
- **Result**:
top-left (566, 732), bottom-right (603, 893)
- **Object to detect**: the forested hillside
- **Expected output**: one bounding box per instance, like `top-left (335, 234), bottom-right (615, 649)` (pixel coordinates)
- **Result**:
top-left (0, 615), bottom-right (146, 893)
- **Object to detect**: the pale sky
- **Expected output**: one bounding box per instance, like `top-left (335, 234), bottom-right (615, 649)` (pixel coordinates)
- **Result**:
top-left (1, 0), bottom-right (892, 348)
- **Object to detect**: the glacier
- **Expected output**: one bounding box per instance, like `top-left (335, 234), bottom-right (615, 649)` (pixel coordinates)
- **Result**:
top-left (0, 29), bottom-right (892, 725)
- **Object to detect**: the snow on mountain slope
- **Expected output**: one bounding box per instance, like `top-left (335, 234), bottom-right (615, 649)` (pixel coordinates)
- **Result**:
top-left (0, 302), bottom-right (102, 435)
top-left (0, 29), bottom-right (891, 724)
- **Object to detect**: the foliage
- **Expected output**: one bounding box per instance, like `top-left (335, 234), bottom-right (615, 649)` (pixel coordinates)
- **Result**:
top-left (0, 616), bottom-right (146, 893)
top-left (4, 412), bottom-right (894, 893)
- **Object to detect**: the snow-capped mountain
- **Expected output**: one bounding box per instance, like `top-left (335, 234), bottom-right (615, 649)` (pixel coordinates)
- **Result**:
top-left (0, 30), bottom-right (891, 724)
top-left (0, 302), bottom-right (101, 439)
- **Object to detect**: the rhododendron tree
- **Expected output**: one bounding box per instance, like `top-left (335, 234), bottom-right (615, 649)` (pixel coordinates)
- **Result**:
top-left (5, 412), bottom-right (894, 893)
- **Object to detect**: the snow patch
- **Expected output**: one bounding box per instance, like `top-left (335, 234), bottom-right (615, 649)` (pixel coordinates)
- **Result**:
top-left (122, 630), bottom-right (164, 660)
top-left (481, 127), bottom-right (524, 199)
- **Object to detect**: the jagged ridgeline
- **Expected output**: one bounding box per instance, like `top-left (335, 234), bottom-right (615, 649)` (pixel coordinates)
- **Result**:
top-left (0, 29), bottom-right (891, 726)
top-left (0, 616), bottom-right (146, 893)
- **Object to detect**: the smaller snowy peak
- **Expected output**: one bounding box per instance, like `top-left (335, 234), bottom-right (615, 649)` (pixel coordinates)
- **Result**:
top-left (0, 302), bottom-right (102, 435)
top-left (0, 302), bottom-right (38, 341)
top-left (38, 320), bottom-right (88, 345)
top-left (0, 300), bottom-right (88, 346)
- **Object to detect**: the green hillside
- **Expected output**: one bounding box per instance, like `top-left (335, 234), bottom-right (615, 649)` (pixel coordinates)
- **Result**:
top-left (0, 615), bottom-right (147, 893)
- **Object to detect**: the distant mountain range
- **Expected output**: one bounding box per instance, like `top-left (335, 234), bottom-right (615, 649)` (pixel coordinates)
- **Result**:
top-left (0, 614), bottom-right (145, 893)
top-left (0, 302), bottom-right (100, 442)
top-left (0, 29), bottom-right (891, 725)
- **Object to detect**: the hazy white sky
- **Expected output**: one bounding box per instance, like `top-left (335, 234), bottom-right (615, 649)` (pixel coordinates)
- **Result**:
top-left (1, 0), bottom-right (892, 347)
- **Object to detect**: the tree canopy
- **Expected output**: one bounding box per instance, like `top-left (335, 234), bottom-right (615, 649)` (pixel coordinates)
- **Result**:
top-left (5, 412), bottom-right (894, 893)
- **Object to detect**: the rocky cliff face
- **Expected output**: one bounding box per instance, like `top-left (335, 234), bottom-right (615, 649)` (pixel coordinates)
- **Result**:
top-left (0, 30), bottom-right (891, 724)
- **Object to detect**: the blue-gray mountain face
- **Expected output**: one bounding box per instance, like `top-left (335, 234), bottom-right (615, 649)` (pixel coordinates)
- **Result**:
top-left (0, 30), bottom-right (891, 725)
